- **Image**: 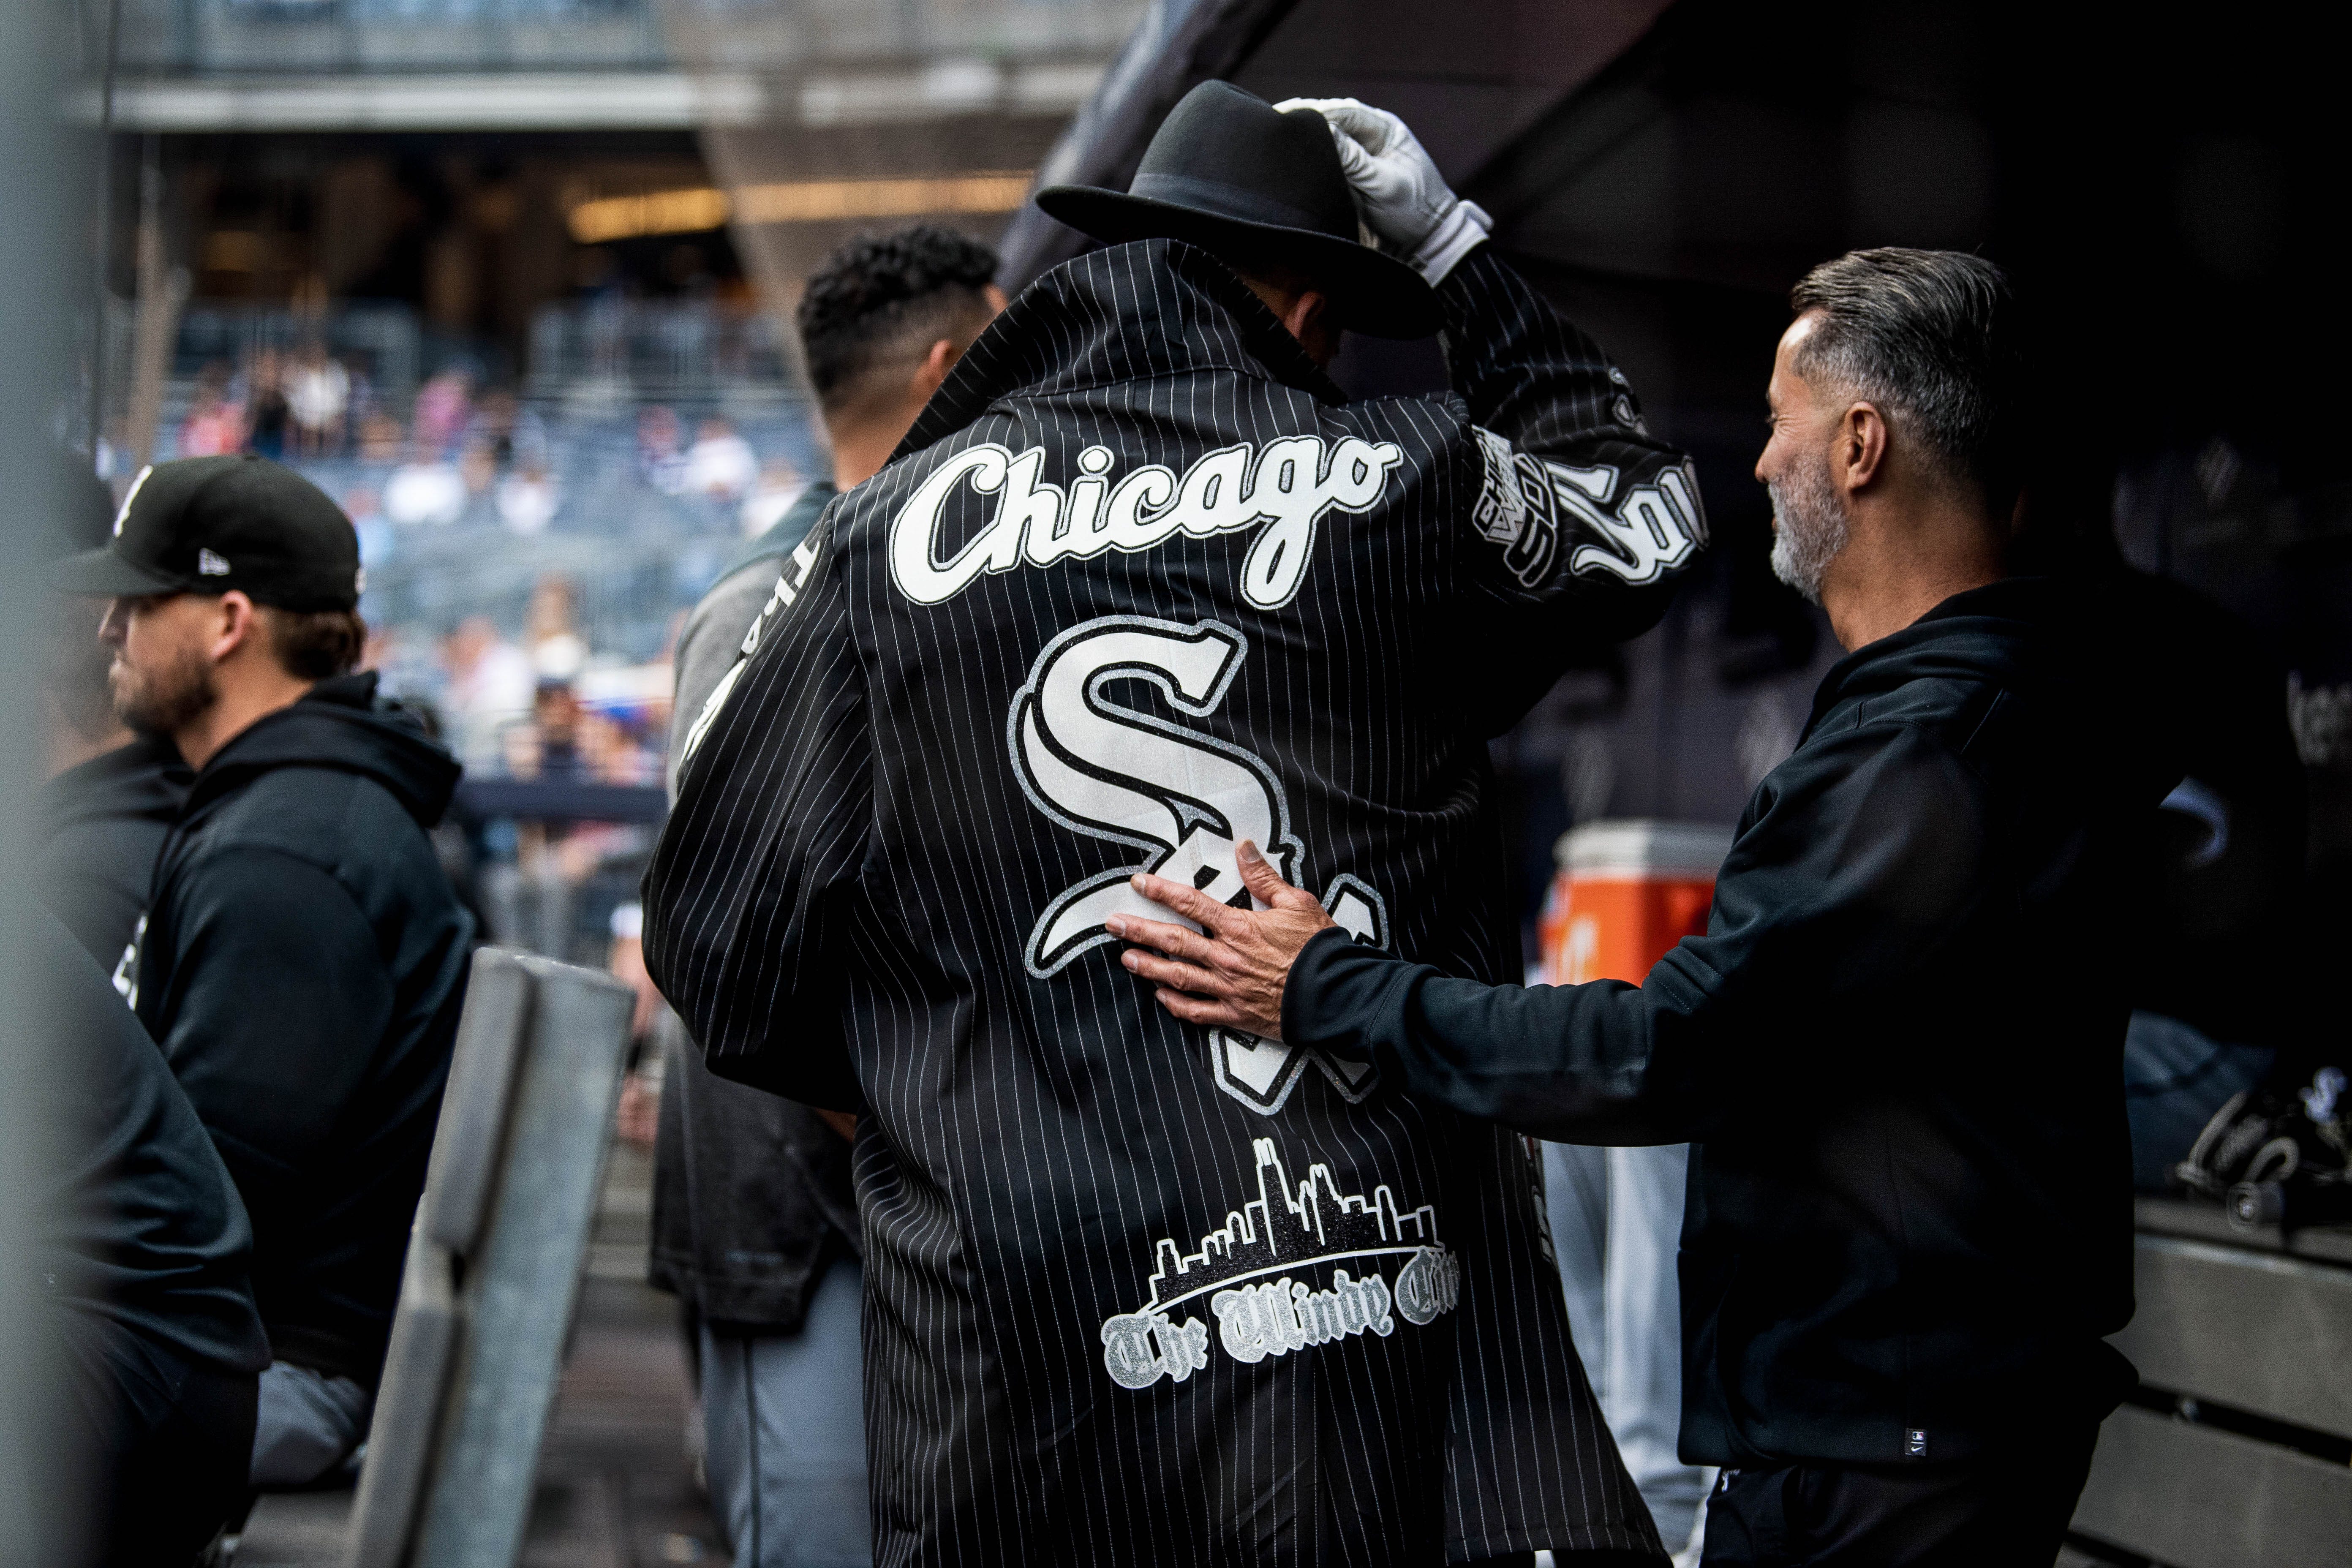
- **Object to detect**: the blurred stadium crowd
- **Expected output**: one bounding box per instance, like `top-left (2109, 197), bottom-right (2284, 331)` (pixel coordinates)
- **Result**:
top-left (101, 318), bottom-right (830, 966)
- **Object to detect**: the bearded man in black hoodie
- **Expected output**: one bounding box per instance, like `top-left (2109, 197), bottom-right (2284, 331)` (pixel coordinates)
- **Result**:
top-left (48, 455), bottom-right (473, 1489)
top-left (34, 455), bottom-right (194, 969)
top-left (1115, 247), bottom-right (2182, 1566)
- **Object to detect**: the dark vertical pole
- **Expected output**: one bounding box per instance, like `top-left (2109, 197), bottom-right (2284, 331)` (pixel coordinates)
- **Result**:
top-left (87, 0), bottom-right (125, 469)
top-left (3, 0), bottom-right (79, 1556)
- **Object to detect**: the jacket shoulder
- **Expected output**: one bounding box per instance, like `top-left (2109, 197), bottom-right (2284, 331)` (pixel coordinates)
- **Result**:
top-left (1811, 667), bottom-right (2034, 784)
top-left (177, 766), bottom-right (440, 892)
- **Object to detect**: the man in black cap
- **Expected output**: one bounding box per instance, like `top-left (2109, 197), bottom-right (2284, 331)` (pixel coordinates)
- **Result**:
top-left (47, 454), bottom-right (474, 1488)
top-left (647, 82), bottom-right (1704, 1565)
top-left (34, 455), bottom-right (192, 969)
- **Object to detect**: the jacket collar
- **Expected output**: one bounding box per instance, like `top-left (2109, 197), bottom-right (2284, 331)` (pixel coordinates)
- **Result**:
top-left (893, 239), bottom-right (1348, 466)
top-left (1801, 577), bottom-right (2061, 740)
top-left (185, 671), bottom-right (462, 828)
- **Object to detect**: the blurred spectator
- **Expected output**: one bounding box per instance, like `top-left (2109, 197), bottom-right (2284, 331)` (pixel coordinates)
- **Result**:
top-left (637, 405), bottom-right (689, 494)
top-left (343, 359), bottom-right (381, 431)
top-left (497, 460), bottom-right (562, 535)
top-left (578, 699), bottom-right (659, 786)
top-left (27, 907), bottom-right (271, 1568)
top-left (507, 678), bottom-right (587, 781)
top-left (535, 630), bottom-right (588, 683)
top-left (682, 415), bottom-right (757, 503)
top-left (470, 387), bottom-right (547, 471)
top-left (739, 457), bottom-right (809, 538)
top-left (47, 456), bottom-right (473, 1491)
top-left (286, 344), bottom-right (350, 458)
top-left (525, 574), bottom-right (588, 684)
top-left (442, 615), bottom-right (536, 773)
top-left (412, 367), bottom-right (474, 456)
top-left (344, 486), bottom-right (394, 579)
top-left (458, 438), bottom-right (498, 498)
top-left (383, 441), bottom-right (468, 526)
top-left (242, 349), bottom-right (291, 460)
top-left (356, 410), bottom-right (405, 464)
top-left (177, 365), bottom-right (246, 459)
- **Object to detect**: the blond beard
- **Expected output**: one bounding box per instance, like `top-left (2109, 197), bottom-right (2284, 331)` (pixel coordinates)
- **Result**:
top-left (111, 643), bottom-right (218, 738)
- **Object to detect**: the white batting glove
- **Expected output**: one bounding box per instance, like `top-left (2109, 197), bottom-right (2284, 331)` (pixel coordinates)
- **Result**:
top-left (1276, 96), bottom-right (1492, 286)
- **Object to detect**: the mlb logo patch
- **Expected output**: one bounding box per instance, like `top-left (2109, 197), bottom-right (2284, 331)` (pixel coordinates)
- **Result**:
top-left (1904, 1428), bottom-right (1930, 1458)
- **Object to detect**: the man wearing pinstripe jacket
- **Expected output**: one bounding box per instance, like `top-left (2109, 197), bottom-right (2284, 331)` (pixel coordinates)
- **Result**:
top-left (644, 82), bottom-right (1707, 1566)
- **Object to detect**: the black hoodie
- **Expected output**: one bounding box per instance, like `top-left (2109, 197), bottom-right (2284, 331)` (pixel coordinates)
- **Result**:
top-left (132, 672), bottom-right (472, 1384)
top-left (1286, 577), bottom-right (2182, 1469)
top-left (35, 733), bottom-right (191, 970)
top-left (29, 903), bottom-right (271, 1390)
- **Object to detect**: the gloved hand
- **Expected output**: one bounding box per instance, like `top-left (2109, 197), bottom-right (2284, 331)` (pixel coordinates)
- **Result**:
top-left (1276, 96), bottom-right (1492, 286)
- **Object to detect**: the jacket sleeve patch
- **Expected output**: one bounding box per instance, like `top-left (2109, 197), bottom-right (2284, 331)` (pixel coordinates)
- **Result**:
top-left (1470, 427), bottom-right (1706, 588)
top-left (1469, 426), bottom-right (1563, 587)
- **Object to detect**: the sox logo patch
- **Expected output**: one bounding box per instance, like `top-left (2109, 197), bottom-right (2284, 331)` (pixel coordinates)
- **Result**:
top-left (1009, 615), bottom-right (1389, 1113)
top-left (1470, 429), bottom-right (1706, 588)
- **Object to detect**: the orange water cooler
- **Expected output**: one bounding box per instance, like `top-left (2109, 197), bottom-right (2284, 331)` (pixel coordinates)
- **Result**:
top-left (1538, 820), bottom-right (1736, 986)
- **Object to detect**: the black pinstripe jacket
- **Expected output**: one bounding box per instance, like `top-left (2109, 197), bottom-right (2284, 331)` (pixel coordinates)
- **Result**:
top-left (644, 240), bottom-right (1706, 1566)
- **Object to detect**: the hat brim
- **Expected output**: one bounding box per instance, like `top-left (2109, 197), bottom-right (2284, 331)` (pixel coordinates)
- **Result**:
top-left (1034, 185), bottom-right (1442, 339)
top-left (44, 546), bottom-right (189, 599)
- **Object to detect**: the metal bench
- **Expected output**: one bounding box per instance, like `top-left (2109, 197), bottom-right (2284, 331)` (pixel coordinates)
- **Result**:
top-left (238, 947), bottom-right (635, 1568)
top-left (2069, 1197), bottom-right (2352, 1568)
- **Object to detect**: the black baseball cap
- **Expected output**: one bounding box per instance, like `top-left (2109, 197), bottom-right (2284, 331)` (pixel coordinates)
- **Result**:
top-left (46, 454), bottom-right (363, 611)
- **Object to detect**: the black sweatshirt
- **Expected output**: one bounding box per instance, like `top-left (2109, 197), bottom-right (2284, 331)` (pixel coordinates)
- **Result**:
top-left (1285, 577), bottom-right (2179, 1468)
top-left (29, 904), bottom-right (272, 1395)
top-left (132, 673), bottom-right (472, 1383)
top-left (35, 733), bottom-right (190, 970)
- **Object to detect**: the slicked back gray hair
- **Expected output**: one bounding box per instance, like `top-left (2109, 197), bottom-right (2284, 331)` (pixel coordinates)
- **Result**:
top-left (1790, 248), bottom-right (2019, 507)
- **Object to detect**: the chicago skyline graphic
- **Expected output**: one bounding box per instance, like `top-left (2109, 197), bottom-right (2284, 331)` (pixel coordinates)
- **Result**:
top-left (1142, 1137), bottom-right (1440, 1315)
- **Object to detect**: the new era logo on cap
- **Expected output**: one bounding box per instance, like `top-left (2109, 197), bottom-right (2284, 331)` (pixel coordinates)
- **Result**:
top-left (199, 549), bottom-right (231, 576)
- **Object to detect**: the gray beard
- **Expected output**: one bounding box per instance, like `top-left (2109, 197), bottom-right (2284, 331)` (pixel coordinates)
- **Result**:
top-left (1766, 448), bottom-right (1849, 606)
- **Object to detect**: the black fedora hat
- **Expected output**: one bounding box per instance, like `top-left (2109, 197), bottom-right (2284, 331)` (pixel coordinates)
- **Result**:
top-left (1036, 81), bottom-right (1440, 339)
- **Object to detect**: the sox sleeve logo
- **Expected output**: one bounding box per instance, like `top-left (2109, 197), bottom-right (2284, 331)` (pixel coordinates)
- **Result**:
top-left (1470, 427), bottom-right (1705, 588)
top-left (1010, 615), bottom-right (1391, 1114)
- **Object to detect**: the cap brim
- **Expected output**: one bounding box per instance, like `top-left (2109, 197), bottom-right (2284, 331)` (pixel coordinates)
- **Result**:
top-left (1034, 185), bottom-right (1442, 339)
top-left (44, 546), bottom-right (188, 599)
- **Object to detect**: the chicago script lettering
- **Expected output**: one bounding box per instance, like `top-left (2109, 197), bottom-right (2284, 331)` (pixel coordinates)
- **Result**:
top-left (889, 436), bottom-right (1403, 609)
